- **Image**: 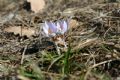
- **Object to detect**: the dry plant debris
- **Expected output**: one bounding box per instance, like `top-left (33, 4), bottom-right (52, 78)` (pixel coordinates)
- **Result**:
top-left (0, 0), bottom-right (120, 80)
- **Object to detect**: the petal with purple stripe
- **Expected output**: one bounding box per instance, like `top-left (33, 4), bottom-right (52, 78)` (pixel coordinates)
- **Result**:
top-left (48, 21), bottom-right (57, 33)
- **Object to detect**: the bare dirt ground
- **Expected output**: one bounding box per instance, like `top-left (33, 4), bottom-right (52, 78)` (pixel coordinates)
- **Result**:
top-left (0, 0), bottom-right (120, 80)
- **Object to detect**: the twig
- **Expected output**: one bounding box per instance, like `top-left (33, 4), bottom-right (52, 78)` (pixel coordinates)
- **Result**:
top-left (103, 25), bottom-right (112, 38)
top-left (15, 15), bottom-right (31, 28)
top-left (20, 25), bottom-right (22, 36)
top-left (55, 42), bottom-right (61, 55)
top-left (73, 38), bottom-right (98, 51)
top-left (21, 45), bottom-right (28, 65)
top-left (41, 71), bottom-right (80, 80)
top-left (0, 60), bottom-right (10, 63)
top-left (84, 59), bottom-right (115, 80)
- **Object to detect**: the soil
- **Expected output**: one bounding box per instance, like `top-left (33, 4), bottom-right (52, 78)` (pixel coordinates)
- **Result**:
top-left (0, 0), bottom-right (120, 80)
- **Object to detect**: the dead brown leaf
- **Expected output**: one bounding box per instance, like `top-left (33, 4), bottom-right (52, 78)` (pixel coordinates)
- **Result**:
top-left (27, 0), bottom-right (45, 13)
top-left (4, 26), bottom-right (35, 37)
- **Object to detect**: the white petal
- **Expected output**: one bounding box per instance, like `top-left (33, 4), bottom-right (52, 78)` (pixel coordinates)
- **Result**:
top-left (62, 20), bottom-right (68, 33)
top-left (43, 21), bottom-right (49, 36)
top-left (56, 21), bottom-right (61, 32)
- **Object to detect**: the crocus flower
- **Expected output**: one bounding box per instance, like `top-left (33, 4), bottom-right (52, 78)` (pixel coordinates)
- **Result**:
top-left (42, 20), bottom-right (68, 37)
top-left (42, 20), bottom-right (68, 49)
top-left (56, 20), bottom-right (68, 34)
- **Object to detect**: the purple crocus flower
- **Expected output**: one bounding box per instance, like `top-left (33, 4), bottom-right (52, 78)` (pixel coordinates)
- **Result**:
top-left (43, 20), bottom-right (68, 37)
top-left (42, 20), bottom-right (68, 50)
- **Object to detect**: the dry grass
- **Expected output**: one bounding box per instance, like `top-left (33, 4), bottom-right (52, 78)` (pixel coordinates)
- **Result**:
top-left (0, 0), bottom-right (120, 80)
